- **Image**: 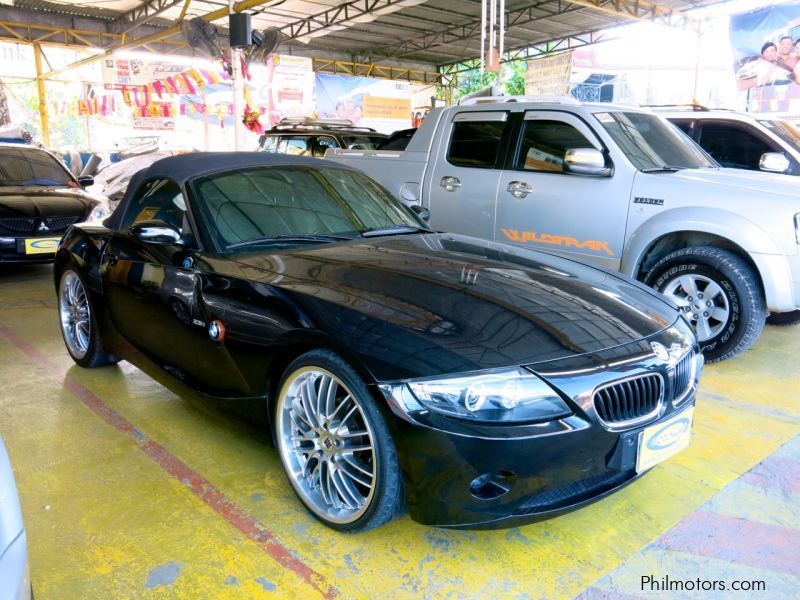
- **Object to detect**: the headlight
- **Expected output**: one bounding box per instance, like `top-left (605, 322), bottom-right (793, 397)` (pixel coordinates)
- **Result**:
top-left (407, 368), bottom-right (571, 423)
top-left (88, 204), bottom-right (110, 222)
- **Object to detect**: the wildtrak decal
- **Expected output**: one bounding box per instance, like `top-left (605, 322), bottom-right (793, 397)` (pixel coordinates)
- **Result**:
top-left (500, 228), bottom-right (614, 256)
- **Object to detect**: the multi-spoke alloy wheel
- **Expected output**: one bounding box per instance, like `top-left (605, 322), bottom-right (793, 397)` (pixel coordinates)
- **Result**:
top-left (275, 351), bottom-right (403, 531)
top-left (59, 271), bottom-right (92, 360)
top-left (662, 274), bottom-right (730, 342)
top-left (57, 268), bottom-right (118, 368)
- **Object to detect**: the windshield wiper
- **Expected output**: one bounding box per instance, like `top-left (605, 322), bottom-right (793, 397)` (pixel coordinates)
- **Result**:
top-left (361, 225), bottom-right (430, 238)
top-left (226, 234), bottom-right (352, 249)
top-left (640, 166), bottom-right (682, 173)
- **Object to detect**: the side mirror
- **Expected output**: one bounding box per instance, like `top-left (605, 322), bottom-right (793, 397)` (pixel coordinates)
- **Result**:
top-left (410, 205), bottom-right (431, 222)
top-left (130, 219), bottom-right (182, 244)
top-left (77, 175), bottom-right (94, 187)
top-left (563, 148), bottom-right (613, 177)
top-left (759, 152), bottom-right (790, 174)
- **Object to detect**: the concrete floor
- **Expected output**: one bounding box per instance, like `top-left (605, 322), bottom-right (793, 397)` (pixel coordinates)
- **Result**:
top-left (0, 263), bottom-right (798, 599)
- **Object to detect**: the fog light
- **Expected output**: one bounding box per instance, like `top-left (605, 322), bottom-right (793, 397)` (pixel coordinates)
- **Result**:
top-left (469, 471), bottom-right (514, 500)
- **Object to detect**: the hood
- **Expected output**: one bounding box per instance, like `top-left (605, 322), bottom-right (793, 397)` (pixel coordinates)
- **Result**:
top-left (646, 167), bottom-right (800, 202)
top-left (227, 234), bottom-right (681, 380)
top-left (0, 186), bottom-right (95, 219)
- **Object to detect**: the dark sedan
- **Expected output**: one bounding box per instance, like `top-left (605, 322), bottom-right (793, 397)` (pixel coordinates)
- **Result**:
top-left (54, 153), bottom-right (702, 531)
top-left (0, 144), bottom-right (109, 263)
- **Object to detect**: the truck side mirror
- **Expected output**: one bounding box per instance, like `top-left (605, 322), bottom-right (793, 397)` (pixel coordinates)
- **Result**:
top-left (564, 148), bottom-right (613, 177)
top-left (410, 205), bottom-right (431, 222)
top-left (759, 152), bottom-right (790, 174)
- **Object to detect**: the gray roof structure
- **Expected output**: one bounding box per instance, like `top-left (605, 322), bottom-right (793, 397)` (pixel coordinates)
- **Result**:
top-left (0, 0), bottom-right (719, 73)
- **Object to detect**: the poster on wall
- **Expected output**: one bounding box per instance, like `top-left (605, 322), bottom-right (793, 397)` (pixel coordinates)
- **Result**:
top-left (102, 58), bottom-right (193, 91)
top-left (525, 51), bottom-right (574, 96)
top-left (730, 4), bottom-right (800, 112)
top-left (315, 73), bottom-right (412, 133)
top-left (252, 55), bottom-right (315, 127)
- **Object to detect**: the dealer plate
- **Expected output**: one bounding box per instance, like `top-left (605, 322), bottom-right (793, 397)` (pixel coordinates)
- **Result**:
top-left (636, 407), bottom-right (694, 473)
top-left (24, 237), bottom-right (61, 255)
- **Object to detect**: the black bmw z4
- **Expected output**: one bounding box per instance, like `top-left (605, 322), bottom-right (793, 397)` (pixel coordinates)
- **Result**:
top-left (54, 153), bottom-right (702, 531)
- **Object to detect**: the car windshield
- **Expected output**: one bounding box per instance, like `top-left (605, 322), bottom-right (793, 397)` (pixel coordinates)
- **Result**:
top-left (594, 111), bottom-right (715, 170)
top-left (0, 147), bottom-right (75, 186)
top-left (758, 119), bottom-right (800, 153)
top-left (191, 165), bottom-right (427, 250)
top-left (340, 135), bottom-right (386, 150)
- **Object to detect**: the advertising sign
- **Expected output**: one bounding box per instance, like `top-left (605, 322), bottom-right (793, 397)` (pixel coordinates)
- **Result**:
top-left (315, 73), bottom-right (412, 133)
top-left (252, 55), bottom-right (315, 127)
top-left (730, 4), bottom-right (800, 112)
top-left (102, 58), bottom-right (193, 92)
top-left (525, 51), bottom-right (574, 96)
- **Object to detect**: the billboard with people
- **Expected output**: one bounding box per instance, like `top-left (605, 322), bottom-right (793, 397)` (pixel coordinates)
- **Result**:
top-left (314, 74), bottom-right (412, 133)
top-left (730, 3), bottom-right (800, 112)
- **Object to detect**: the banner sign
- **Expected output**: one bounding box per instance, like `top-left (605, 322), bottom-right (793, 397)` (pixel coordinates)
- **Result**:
top-left (730, 4), bottom-right (800, 112)
top-left (314, 73), bottom-right (411, 133)
top-left (252, 55), bottom-right (315, 127)
top-left (525, 52), bottom-right (574, 96)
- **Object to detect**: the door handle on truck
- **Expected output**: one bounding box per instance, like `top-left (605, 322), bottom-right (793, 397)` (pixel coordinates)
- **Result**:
top-left (506, 181), bottom-right (533, 198)
top-left (440, 176), bottom-right (461, 192)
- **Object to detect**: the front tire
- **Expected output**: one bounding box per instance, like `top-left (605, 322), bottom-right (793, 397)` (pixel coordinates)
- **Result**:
top-left (57, 268), bottom-right (118, 368)
top-left (644, 246), bottom-right (766, 362)
top-left (274, 350), bottom-right (403, 532)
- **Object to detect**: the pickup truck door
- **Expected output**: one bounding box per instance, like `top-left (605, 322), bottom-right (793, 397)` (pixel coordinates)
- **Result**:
top-left (425, 110), bottom-right (509, 239)
top-left (495, 110), bottom-right (628, 271)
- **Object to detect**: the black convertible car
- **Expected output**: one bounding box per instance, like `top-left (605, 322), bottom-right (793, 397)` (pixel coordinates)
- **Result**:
top-left (1, 144), bottom-right (108, 263)
top-left (55, 153), bottom-right (702, 531)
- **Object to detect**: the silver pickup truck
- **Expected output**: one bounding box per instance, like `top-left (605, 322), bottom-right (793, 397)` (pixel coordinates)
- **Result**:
top-left (326, 97), bottom-right (800, 362)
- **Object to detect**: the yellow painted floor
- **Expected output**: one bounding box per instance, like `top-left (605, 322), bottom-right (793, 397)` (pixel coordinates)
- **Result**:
top-left (0, 263), bottom-right (798, 598)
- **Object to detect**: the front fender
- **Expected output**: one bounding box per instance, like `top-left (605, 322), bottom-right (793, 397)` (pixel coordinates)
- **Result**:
top-left (621, 208), bottom-right (795, 311)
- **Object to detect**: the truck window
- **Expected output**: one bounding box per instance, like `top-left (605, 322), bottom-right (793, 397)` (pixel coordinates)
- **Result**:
top-left (516, 120), bottom-right (594, 172)
top-left (277, 136), bottom-right (312, 156)
top-left (698, 122), bottom-right (773, 170)
top-left (447, 121), bottom-right (506, 168)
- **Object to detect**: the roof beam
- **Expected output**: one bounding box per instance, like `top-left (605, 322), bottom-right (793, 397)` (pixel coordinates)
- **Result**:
top-left (566, 0), bottom-right (695, 28)
top-left (438, 29), bottom-right (606, 74)
top-left (109, 0), bottom-right (186, 35)
top-left (374, 0), bottom-right (585, 61)
top-left (280, 0), bottom-right (423, 42)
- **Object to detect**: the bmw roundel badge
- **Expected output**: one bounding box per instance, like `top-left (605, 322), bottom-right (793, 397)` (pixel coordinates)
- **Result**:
top-left (650, 341), bottom-right (669, 361)
top-left (208, 320), bottom-right (226, 342)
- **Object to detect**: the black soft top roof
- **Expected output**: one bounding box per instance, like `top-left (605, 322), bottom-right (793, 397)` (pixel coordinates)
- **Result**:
top-left (106, 151), bottom-right (350, 230)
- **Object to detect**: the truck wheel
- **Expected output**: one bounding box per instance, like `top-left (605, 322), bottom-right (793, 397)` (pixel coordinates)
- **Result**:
top-left (643, 246), bottom-right (766, 362)
top-left (766, 310), bottom-right (800, 327)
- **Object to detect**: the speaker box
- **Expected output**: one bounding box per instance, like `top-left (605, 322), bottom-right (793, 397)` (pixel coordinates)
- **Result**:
top-left (229, 13), bottom-right (252, 47)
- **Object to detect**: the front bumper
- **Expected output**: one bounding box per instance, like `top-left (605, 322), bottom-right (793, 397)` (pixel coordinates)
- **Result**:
top-left (380, 330), bottom-right (701, 529)
top-left (0, 235), bottom-right (61, 263)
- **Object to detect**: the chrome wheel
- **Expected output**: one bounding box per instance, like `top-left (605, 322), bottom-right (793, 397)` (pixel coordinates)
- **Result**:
top-left (59, 271), bottom-right (91, 359)
top-left (663, 274), bottom-right (730, 342)
top-left (276, 367), bottom-right (376, 524)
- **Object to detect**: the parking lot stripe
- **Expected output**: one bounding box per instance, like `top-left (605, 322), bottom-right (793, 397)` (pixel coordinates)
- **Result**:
top-left (0, 322), bottom-right (338, 599)
top-left (659, 510), bottom-right (800, 577)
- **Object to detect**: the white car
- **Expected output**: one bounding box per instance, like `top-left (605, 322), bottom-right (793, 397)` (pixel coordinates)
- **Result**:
top-left (659, 107), bottom-right (800, 176)
top-left (0, 434), bottom-right (30, 600)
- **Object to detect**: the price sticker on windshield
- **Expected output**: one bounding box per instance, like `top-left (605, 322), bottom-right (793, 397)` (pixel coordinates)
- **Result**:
top-left (594, 112), bottom-right (615, 124)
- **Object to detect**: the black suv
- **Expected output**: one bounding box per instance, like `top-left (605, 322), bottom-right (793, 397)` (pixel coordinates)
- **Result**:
top-left (257, 117), bottom-right (387, 157)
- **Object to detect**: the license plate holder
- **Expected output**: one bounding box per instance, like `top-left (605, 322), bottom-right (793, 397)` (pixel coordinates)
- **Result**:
top-left (636, 407), bottom-right (694, 473)
top-left (24, 237), bottom-right (61, 255)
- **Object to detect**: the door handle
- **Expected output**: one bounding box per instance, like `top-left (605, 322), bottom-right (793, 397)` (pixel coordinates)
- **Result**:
top-left (106, 252), bottom-right (119, 267)
top-left (440, 176), bottom-right (461, 192)
top-left (506, 181), bottom-right (533, 198)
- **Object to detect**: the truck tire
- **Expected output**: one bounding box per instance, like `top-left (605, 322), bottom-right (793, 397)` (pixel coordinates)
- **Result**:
top-left (643, 246), bottom-right (766, 363)
top-left (766, 310), bottom-right (800, 327)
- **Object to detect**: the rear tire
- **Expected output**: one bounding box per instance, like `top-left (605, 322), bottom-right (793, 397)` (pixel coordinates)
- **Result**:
top-left (57, 268), bottom-right (119, 368)
top-left (766, 310), bottom-right (800, 327)
top-left (643, 246), bottom-right (765, 362)
top-left (274, 349), bottom-right (404, 532)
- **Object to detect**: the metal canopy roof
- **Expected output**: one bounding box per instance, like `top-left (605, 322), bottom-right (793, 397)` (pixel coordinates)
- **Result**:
top-left (4, 0), bottom-right (713, 69)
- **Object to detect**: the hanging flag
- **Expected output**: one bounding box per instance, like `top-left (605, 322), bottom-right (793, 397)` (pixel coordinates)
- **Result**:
top-left (180, 73), bottom-right (196, 94)
top-left (187, 69), bottom-right (205, 90)
top-left (153, 80), bottom-right (164, 98)
top-left (122, 87), bottom-right (132, 106)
